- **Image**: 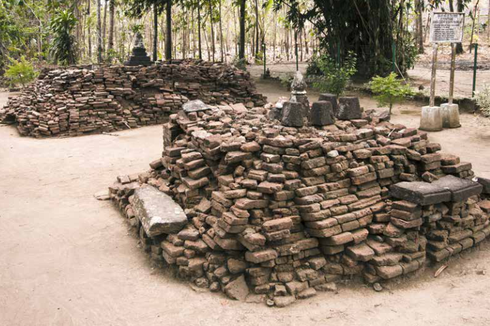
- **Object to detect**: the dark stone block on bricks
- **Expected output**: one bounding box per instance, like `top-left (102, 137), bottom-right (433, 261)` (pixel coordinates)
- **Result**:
top-left (318, 93), bottom-right (338, 116)
top-left (432, 175), bottom-right (482, 202)
top-left (390, 181), bottom-right (451, 205)
top-left (133, 185), bottom-right (188, 237)
top-left (477, 177), bottom-right (490, 194)
top-left (337, 97), bottom-right (362, 120)
top-left (310, 101), bottom-right (335, 126)
top-left (282, 101), bottom-right (305, 127)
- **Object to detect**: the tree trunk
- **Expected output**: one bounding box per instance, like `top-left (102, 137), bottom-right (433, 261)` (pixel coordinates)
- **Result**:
top-left (88, 0), bottom-right (92, 61)
top-left (191, 8), bottom-right (196, 58)
top-left (96, 0), bottom-right (102, 64)
top-left (415, 0), bottom-right (424, 54)
top-left (218, 0), bottom-right (224, 62)
top-left (456, 0), bottom-right (464, 54)
top-left (203, 17), bottom-right (211, 61)
top-left (153, 4), bottom-right (158, 61)
top-left (239, 0), bottom-right (246, 60)
top-left (165, 0), bottom-right (172, 60)
top-left (273, 11), bottom-right (277, 60)
top-left (209, 0), bottom-right (215, 62)
top-left (469, 1), bottom-right (480, 50)
top-left (254, 0), bottom-right (259, 56)
top-left (102, 0), bottom-right (107, 56)
top-left (488, 0), bottom-right (490, 40)
top-left (198, 1), bottom-right (202, 60)
top-left (108, 0), bottom-right (115, 59)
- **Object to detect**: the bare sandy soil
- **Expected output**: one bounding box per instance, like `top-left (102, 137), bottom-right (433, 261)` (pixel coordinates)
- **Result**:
top-left (249, 61), bottom-right (490, 99)
top-left (1, 89), bottom-right (490, 326)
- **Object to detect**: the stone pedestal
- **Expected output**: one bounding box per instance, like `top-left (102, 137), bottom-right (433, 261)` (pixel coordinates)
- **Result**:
top-left (310, 101), bottom-right (335, 126)
top-left (282, 101), bottom-right (305, 127)
top-left (318, 93), bottom-right (338, 117)
top-left (419, 106), bottom-right (443, 131)
top-left (337, 97), bottom-right (362, 120)
top-left (290, 92), bottom-right (310, 119)
top-left (440, 103), bottom-right (461, 128)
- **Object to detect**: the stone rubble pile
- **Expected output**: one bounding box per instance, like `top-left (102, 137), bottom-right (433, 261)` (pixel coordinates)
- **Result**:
top-left (109, 96), bottom-right (489, 307)
top-left (0, 60), bottom-right (266, 138)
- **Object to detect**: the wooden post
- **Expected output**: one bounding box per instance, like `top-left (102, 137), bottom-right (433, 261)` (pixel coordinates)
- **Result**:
top-left (449, 43), bottom-right (456, 104)
top-left (430, 43), bottom-right (438, 107)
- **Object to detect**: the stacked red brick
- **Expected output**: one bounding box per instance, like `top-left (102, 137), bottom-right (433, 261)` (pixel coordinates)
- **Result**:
top-left (0, 60), bottom-right (266, 137)
top-left (109, 104), bottom-right (489, 306)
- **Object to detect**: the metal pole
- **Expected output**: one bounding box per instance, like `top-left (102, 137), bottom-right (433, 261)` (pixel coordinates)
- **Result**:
top-left (472, 43), bottom-right (478, 96)
top-left (429, 43), bottom-right (438, 107)
top-left (449, 43), bottom-right (456, 104)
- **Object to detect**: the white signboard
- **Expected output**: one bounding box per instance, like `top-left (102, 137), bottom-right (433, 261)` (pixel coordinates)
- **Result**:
top-left (430, 12), bottom-right (464, 43)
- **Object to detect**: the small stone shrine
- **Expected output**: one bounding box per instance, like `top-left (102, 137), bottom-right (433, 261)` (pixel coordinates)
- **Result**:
top-left (125, 32), bottom-right (152, 66)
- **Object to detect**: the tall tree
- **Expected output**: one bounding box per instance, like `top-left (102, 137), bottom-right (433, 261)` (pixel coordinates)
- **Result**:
top-left (108, 0), bottom-right (115, 57)
top-left (153, 3), bottom-right (158, 60)
top-left (102, 0), bottom-right (108, 54)
top-left (238, 0), bottom-right (246, 60)
top-left (165, 0), bottom-right (172, 59)
top-left (87, 0), bottom-right (92, 60)
top-left (198, 0), bottom-right (203, 59)
top-left (209, 0), bottom-right (215, 62)
top-left (274, 0), bottom-right (415, 77)
top-left (456, 0), bottom-right (465, 54)
top-left (97, 0), bottom-right (102, 63)
top-left (415, 0), bottom-right (424, 54)
top-left (218, 0), bottom-right (224, 62)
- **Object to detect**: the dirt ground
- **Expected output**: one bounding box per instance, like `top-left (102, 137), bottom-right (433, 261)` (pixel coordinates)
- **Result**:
top-left (249, 61), bottom-right (490, 99)
top-left (1, 88), bottom-right (490, 326)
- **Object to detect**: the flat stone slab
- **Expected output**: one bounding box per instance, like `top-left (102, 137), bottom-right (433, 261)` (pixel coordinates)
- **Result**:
top-left (432, 175), bottom-right (482, 202)
top-left (183, 100), bottom-right (210, 113)
top-left (477, 177), bottom-right (490, 194)
top-left (133, 185), bottom-right (188, 237)
top-left (390, 182), bottom-right (451, 205)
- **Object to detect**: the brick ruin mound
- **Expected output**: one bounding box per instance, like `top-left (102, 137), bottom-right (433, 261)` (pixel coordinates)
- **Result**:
top-left (109, 102), bottom-right (490, 307)
top-left (0, 60), bottom-right (266, 138)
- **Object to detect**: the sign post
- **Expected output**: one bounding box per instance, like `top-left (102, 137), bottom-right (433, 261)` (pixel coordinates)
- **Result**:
top-left (429, 43), bottom-right (438, 107)
top-left (421, 12), bottom-right (464, 131)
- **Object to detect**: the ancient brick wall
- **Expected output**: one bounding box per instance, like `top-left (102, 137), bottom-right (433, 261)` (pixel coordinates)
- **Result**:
top-left (110, 104), bottom-right (490, 306)
top-left (0, 60), bottom-right (266, 138)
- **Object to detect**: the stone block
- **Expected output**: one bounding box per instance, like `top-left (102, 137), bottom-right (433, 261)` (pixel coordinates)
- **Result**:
top-left (132, 185), bottom-right (188, 237)
top-left (337, 97), bottom-right (362, 120)
top-left (432, 175), bottom-right (482, 202)
top-left (310, 101), bottom-right (335, 126)
top-left (281, 101), bottom-right (305, 127)
top-left (390, 181), bottom-right (451, 205)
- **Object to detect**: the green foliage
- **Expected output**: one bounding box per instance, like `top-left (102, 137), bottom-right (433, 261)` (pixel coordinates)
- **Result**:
top-left (474, 84), bottom-right (490, 117)
top-left (49, 9), bottom-right (77, 65)
top-left (274, 0), bottom-right (420, 77)
top-left (369, 72), bottom-right (413, 115)
top-left (4, 56), bottom-right (38, 88)
top-left (312, 52), bottom-right (357, 97)
top-left (305, 54), bottom-right (322, 77)
top-left (279, 73), bottom-right (293, 89)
